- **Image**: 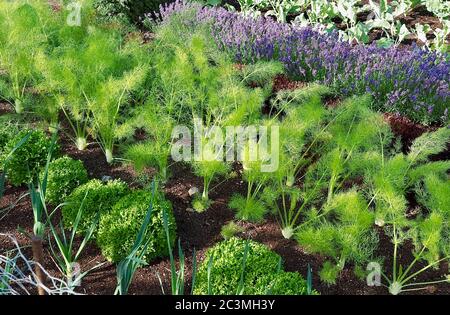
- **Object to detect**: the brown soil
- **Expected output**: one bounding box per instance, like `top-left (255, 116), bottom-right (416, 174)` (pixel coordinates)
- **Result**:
top-left (1, 132), bottom-right (449, 295)
top-left (383, 113), bottom-right (444, 153)
top-left (273, 74), bottom-right (305, 92)
top-left (0, 102), bottom-right (13, 116)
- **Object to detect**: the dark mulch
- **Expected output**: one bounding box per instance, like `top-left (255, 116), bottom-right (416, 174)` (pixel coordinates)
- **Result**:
top-left (1, 145), bottom-right (449, 295)
top-left (0, 102), bottom-right (13, 116)
top-left (272, 75), bottom-right (305, 92)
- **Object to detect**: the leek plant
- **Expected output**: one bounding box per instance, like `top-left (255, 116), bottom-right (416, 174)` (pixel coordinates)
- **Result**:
top-left (115, 181), bottom-right (157, 295)
top-left (46, 193), bottom-right (102, 289)
top-left (23, 131), bottom-right (58, 295)
top-left (0, 234), bottom-right (78, 295)
top-left (160, 208), bottom-right (198, 295)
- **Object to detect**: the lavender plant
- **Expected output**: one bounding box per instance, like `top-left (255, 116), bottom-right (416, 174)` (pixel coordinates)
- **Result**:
top-left (157, 1), bottom-right (450, 125)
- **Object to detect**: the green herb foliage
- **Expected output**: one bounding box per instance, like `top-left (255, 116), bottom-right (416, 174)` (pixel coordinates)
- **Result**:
top-left (362, 127), bottom-right (450, 294)
top-left (40, 156), bottom-right (88, 205)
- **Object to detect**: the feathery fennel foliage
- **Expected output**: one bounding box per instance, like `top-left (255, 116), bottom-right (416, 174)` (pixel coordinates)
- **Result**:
top-left (296, 190), bottom-right (378, 285)
top-left (262, 84), bottom-right (330, 238)
top-left (0, 1), bottom-right (57, 114)
top-left (35, 3), bottom-right (149, 157)
top-left (229, 129), bottom-right (277, 222)
top-left (321, 95), bottom-right (393, 204)
top-left (122, 99), bottom-right (175, 181)
top-left (89, 62), bottom-right (148, 163)
top-left (125, 19), bottom-right (280, 209)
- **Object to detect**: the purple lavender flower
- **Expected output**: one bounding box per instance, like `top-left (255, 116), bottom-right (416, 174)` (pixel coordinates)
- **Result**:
top-left (155, 0), bottom-right (450, 125)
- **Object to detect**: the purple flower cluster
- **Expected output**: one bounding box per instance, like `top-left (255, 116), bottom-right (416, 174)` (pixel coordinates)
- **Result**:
top-left (157, 1), bottom-right (450, 125)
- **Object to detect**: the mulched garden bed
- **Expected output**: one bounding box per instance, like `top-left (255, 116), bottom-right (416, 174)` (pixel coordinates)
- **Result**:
top-left (1, 133), bottom-right (448, 295)
top-left (1, 73), bottom-right (448, 295)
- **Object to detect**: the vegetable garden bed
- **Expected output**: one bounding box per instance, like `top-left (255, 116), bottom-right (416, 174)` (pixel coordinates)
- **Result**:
top-left (0, 0), bottom-right (449, 296)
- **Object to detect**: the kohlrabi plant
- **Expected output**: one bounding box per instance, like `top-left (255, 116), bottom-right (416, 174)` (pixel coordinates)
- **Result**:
top-left (293, 0), bottom-right (339, 32)
top-left (263, 0), bottom-right (303, 23)
top-left (234, 0), bottom-right (262, 18)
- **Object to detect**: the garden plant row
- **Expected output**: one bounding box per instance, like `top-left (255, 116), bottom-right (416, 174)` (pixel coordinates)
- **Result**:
top-left (0, 0), bottom-right (449, 296)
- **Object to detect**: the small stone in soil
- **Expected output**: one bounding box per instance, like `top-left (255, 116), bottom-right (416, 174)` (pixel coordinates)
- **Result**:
top-left (188, 187), bottom-right (199, 196)
top-left (101, 175), bottom-right (112, 182)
